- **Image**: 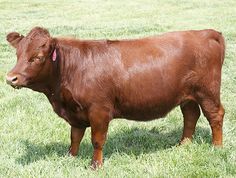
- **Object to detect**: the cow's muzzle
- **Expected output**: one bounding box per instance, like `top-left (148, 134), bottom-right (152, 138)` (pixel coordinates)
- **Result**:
top-left (6, 74), bottom-right (22, 89)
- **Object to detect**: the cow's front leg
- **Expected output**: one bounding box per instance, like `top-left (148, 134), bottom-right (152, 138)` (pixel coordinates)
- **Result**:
top-left (69, 126), bottom-right (86, 156)
top-left (89, 107), bottom-right (111, 169)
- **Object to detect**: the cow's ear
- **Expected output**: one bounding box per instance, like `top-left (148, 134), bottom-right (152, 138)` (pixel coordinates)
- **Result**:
top-left (6, 32), bottom-right (24, 48)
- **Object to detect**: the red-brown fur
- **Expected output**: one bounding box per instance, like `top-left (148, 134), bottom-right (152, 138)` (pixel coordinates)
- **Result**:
top-left (6, 27), bottom-right (225, 168)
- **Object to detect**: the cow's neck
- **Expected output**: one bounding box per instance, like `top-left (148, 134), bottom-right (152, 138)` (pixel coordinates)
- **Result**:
top-left (46, 39), bottom-right (83, 97)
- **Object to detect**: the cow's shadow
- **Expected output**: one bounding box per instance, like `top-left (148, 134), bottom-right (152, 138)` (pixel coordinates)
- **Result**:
top-left (16, 126), bottom-right (211, 165)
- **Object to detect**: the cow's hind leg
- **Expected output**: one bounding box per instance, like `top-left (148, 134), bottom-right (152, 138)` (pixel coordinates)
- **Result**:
top-left (180, 100), bottom-right (200, 144)
top-left (199, 99), bottom-right (225, 146)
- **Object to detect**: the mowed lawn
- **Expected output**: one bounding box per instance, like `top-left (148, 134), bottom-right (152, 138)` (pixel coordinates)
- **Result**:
top-left (0, 0), bottom-right (236, 177)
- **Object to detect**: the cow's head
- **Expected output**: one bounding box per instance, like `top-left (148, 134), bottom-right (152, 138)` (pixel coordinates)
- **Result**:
top-left (6, 27), bottom-right (55, 89)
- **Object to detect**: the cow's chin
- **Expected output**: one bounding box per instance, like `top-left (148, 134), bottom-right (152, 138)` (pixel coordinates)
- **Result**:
top-left (22, 80), bottom-right (46, 91)
top-left (10, 84), bottom-right (23, 90)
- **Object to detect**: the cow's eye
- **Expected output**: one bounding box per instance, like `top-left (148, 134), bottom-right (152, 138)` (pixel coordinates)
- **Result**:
top-left (29, 57), bottom-right (41, 63)
top-left (28, 57), bottom-right (36, 63)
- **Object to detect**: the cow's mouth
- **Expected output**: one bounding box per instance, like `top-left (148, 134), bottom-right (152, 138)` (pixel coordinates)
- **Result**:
top-left (12, 85), bottom-right (22, 89)
top-left (8, 83), bottom-right (22, 89)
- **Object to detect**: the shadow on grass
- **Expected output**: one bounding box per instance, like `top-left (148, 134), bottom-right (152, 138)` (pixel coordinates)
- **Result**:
top-left (16, 126), bottom-right (211, 165)
top-left (16, 141), bottom-right (69, 165)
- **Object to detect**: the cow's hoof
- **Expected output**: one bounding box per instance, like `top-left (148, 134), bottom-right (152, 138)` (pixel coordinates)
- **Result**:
top-left (179, 138), bottom-right (192, 145)
top-left (67, 147), bottom-right (78, 157)
top-left (90, 160), bottom-right (102, 170)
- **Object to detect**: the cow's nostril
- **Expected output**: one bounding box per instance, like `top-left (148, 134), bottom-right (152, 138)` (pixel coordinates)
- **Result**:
top-left (12, 76), bottom-right (18, 83)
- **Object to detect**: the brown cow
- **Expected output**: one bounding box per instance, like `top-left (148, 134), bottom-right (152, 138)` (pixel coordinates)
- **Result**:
top-left (6, 27), bottom-right (225, 168)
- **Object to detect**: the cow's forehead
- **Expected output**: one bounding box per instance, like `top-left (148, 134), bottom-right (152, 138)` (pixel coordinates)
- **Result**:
top-left (16, 38), bottom-right (33, 57)
top-left (16, 34), bottom-right (49, 58)
top-left (20, 27), bottom-right (50, 49)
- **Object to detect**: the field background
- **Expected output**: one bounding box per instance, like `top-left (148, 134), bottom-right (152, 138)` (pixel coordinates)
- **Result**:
top-left (0, 0), bottom-right (236, 177)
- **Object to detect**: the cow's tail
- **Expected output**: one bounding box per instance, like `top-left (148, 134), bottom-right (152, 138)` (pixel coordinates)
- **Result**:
top-left (211, 30), bottom-right (225, 65)
top-left (218, 32), bottom-right (225, 65)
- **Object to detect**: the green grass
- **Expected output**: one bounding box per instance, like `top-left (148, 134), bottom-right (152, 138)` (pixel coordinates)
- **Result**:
top-left (0, 0), bottom-right (236, 177)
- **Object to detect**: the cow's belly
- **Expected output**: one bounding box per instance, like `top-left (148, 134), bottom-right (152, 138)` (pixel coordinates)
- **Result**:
top-left (115, 93), bottom-right (180, 121)
top-left (118, 107), bottom-right (174, 121)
